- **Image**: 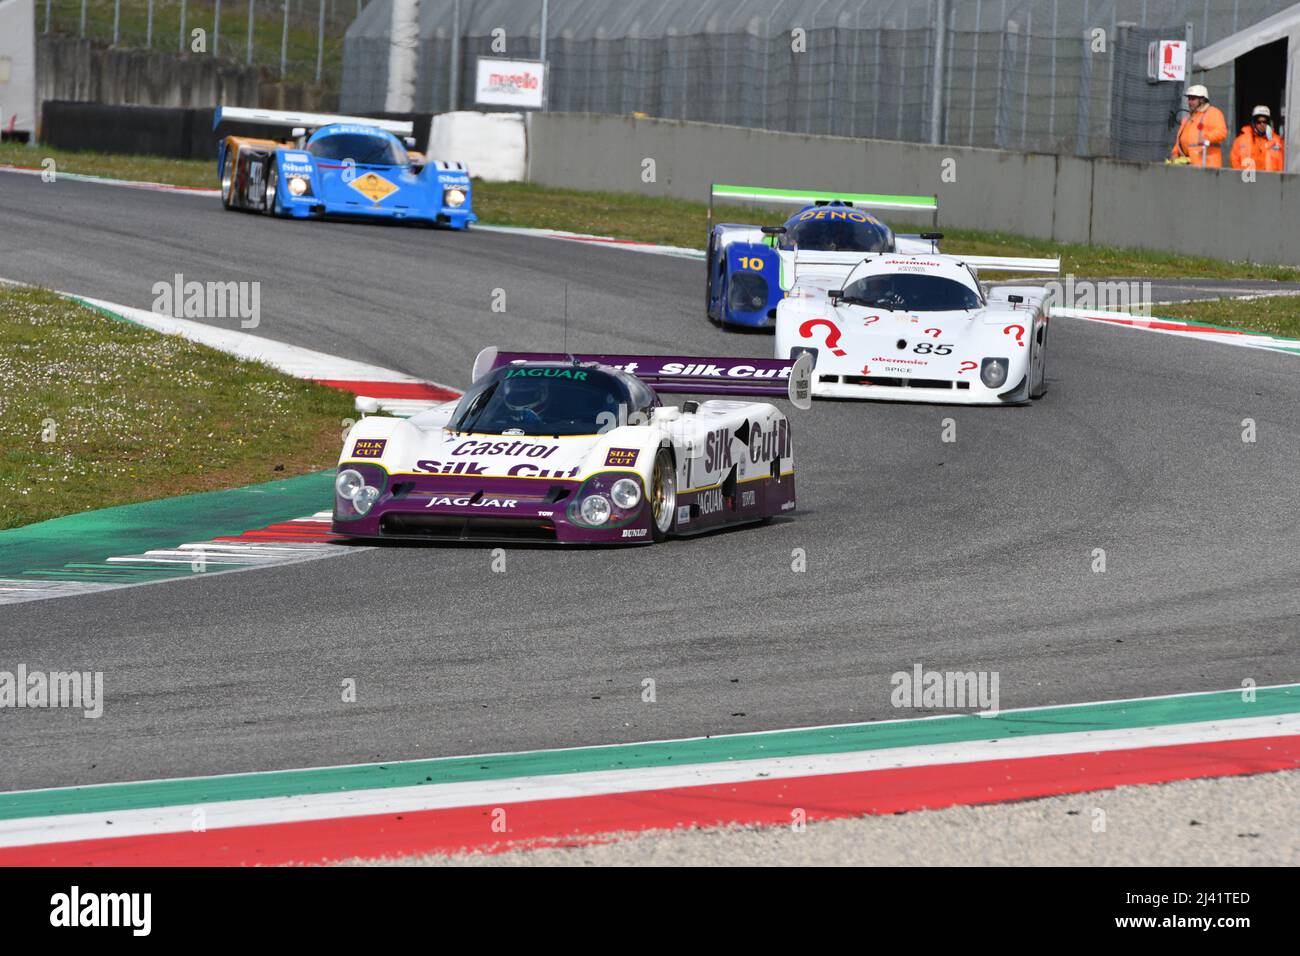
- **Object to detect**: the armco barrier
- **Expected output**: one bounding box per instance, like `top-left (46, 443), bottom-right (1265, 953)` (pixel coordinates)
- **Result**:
top-left (41, 101), bottom-right (208, 158)
top-left (38, 102), bottom-right (437, 160)
top-left (525, 113), bottom-right (1299, 267)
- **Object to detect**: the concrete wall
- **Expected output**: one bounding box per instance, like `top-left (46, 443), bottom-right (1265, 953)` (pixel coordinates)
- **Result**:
top-left (33, 36), bottom-right (337, 122)
top-left (526, 113), bottom-right (1299, 267)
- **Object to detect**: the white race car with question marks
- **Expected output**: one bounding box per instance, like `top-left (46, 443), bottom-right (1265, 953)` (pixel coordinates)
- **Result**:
top-left (774, 247), bottom-right (1059, 405)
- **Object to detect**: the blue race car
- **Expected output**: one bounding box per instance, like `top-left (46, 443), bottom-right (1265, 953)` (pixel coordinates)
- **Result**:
top-left (705, 184), bottom-right (939, 328)
top-left (215, 107), bottom-right (476, 229)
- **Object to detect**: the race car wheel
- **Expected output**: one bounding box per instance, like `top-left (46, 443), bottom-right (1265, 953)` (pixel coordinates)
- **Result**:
top-left (1031, 325), bottom-right (1049, 399)
top-left (650, 449), bottom-right (676, 543)
top-left (705, 233), bottom-right (717, 321)
top-left (220, 151), bottom-right (235, 209)
top-left (263, 160), bottom-right (280, 216)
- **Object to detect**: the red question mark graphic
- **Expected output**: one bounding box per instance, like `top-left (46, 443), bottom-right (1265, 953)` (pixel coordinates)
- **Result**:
top-left (958, 361), bottom-right (978, 374)
top-left (862, 315), bottom-right (880, 326)
top-left (924, 327), bottom-right (942, 339)
top-left (1004, 324), bottom-right (1025, 347)
top-left (799, 318), bottom-right (846, 356)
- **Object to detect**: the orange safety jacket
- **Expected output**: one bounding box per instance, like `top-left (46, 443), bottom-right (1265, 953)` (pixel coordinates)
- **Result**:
top-left (1171, 105), bottom-right (1228, 167)
top-left (1230, 125), bottom-right (1286, 172)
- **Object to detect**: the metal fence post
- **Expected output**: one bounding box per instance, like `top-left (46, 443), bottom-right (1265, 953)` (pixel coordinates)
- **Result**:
top-left (248, 0), bottom-right (255, 64)
top-left (450, 0), bottom-right (461, 111)
top-left (896, 5), bottom-right (909, 140)
top-left (540, 0), bottom-right (548, 64)
top-left (113, 0), bottom-right (120, 45)
top-left (929, 0), bottom-right (946, 144)
top-left (1020, 9), bottom-right (1032, 148)
top-left (316, 0), bottom-right (325, 83)
top-left (1048, 0), bottom-right (1058, 143)
top-left (967, 0), bottom-right (981, 144)
top-left (281, 0), bottom-right (289, 78)
top-left (871, 9), bottom-right (882, 138)
top-left (43, 0), bottom-right (49, 35)
top-left (215, 0), bottom-right (222, 56)
top-left (79, 0), bottom-right (86, 38)
top-left (180, 0), bottom-right (187, 53)
top-left (146, 0), bottom-right (153, 46)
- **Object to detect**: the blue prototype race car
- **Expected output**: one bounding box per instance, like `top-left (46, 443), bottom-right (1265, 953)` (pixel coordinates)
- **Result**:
top-left (705, 184), bottom-right (939, 328)
top-left (215, 107), bottom-right (476, 229)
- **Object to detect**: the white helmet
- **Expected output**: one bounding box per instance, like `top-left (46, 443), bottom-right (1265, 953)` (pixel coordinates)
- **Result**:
top-left (1186, 84), bottom-right (1209, 99)
top-left (1252, 105), bottom-right (1271, 119)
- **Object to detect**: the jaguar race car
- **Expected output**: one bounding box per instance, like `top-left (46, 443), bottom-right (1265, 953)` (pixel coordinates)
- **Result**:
top-left (774, 249), bottom-right (1060, 405)
top-left (332, 349), bottom-right (814, 545)
top-left (215, 107), bottom-right (475, 228)
top-left (706, 183), bottom-right (941, 328)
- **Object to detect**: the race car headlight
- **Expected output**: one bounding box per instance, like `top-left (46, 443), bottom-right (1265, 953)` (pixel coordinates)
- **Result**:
top-left (610, 478), bottom-right (641, 510)
top-left (353, 485), bottom-right (380, 516)
top-left (335, 469), bottom-right (365, 501)
top-left (444, 187), bottom-right (467, 208)
top-left (287, 175), bottom-right (311, 196)
top-left (981, 358), bottom-right (1009, 389)
top-left (579, 494), bottom-right (612, 526)
top-left (729, 272), bottom-right (768, 313)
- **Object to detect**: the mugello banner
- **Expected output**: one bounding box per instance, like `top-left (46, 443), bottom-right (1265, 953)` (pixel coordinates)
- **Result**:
top-left (475, 58), bottom-right (546, 109)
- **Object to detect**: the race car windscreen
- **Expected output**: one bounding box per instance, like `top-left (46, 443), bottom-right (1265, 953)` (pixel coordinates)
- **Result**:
top-left (307, 134), bottom-right (407, 166)
top-left (841, 273), bottom-right (984, 312)
top-left (780, 210), bottom-right (893, 252)
top-left (448, 366), bottom-right (632, 437)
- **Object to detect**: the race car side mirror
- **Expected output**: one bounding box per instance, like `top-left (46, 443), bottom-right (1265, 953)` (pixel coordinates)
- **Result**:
top-left (291, 127), bottom-right (306, 138)
top-left (1008, 294), bottom-right (1024, 305)
top-left (828, 289), bottom-right (844, 305)
top-left (403, 137), bottom-right (416, 148)
top-left (761, 226), bottom-right (787, 236)
top-left (355, 396), bottom-right (380, 416)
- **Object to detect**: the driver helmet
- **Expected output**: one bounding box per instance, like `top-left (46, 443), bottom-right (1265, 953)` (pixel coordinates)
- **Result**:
top-left (502, 376), bottom-right (548, 414)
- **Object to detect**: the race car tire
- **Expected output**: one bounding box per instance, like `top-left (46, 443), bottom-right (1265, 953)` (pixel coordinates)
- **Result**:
top-left (263, 159), bottom-right (281, 216)
top-left (1031, 325), bottom-right (1049, 399)
top-left (705, 233), bottom-right (717, 322)
top-left (220, 151), bottom-right (236, 210)
top-left (649, 448), bottom-right (677, 543)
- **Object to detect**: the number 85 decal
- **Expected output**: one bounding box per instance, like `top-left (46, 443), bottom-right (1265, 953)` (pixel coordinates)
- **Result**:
top-left (913, 342), bottom-right (953, 355)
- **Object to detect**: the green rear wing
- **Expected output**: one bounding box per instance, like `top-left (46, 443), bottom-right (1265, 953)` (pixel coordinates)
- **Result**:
top-left (708, 183), bottom-right (939, 238)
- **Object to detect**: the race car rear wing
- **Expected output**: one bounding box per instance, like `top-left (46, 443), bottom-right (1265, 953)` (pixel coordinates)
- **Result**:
top-left (709, 182), bottom-right (939, 236)
top-left (213, 106), bottom-right (414, 137)
top-left (959, 255), bottom-right (1061, 274)
top-left (474, 348), bottom-right (814, 410)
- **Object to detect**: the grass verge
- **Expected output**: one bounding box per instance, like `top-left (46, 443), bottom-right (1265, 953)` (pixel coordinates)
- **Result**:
top-left (0, 141), bottom-right (215, 189)
top-left (0, 285), bottom-right (355, 530)
top-left (3, 141), bottom-right (1295, 283)
top-left (4, 142), bottom-right (1295, 282)
top-left (1155, 294), bottom-right (1300, 340)
top-left (475, 181), bottom-right (1299, 282)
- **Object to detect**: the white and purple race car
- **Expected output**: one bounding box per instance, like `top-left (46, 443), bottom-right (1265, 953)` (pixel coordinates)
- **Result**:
top-left (332, 349), bottom-right (813, 545)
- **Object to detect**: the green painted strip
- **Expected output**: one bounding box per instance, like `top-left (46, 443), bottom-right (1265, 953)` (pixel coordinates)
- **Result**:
top-left (2, 685), bottom-right (1294, 821)
top-left (1144, 311), bottom-right (1300, 344)
top-left (714, 183), bottom-right (937, 209)
top-left (0, 471), bottom-right (333, 579)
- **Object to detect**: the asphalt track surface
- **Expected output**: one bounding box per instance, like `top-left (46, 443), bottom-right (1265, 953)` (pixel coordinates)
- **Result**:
top-left (1, 175), bottom-right (1298, 792)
